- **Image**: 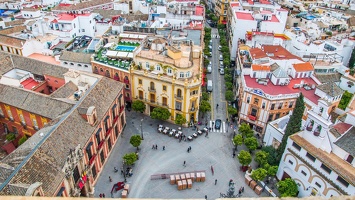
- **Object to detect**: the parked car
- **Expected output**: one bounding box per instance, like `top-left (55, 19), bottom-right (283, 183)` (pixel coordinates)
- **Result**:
top-left (207, 65), bottom-right (212, 73)
top-left (219, 54), bottom-right (223, 61)
top-left (219, 61), bottom-right (224, 69)
top-left (215, 119), bottom-right (222, 129)
top-left (218, 45), bottom-right (222, 51)
top-left (220, 68), bottom-right (225, 75)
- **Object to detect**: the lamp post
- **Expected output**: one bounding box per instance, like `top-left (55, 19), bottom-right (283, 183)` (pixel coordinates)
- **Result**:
top-left (140, 119), bottom-right (144, 140)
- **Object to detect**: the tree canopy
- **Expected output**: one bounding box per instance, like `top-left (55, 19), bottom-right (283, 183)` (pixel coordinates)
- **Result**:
top-left (200, 100), bottom-right (212, 114)
top-left (233, 134), bottom-right (243, 150)
top-left (338, 91), bottom-right (353, 110)
top-left (244, 137), bottom-right (258, 152)
top-left (225, 90), bottom-right (234, 102)
top-left (123, 152), bottom-right (138, 166)
top-left (228, 106), bottom-right (238, 116)
top-left (130, 135), bottom-right (142, 150)
top-left (150, 107), bottom-right (171, 120)
top-left (255, 151), bottom-right (269, 167)
top-left (237, 150), bottom-right (252, 166)
top-left (251, 168), bottom-right (267, 181)
top-left (277, 178), bottom-right (299, 197)
top-left (132, 100), bottom-right (146, 113)
top-left (175, 114), bottom-right (187, 126)
top-left (239, 123), bottom-right (254, 138)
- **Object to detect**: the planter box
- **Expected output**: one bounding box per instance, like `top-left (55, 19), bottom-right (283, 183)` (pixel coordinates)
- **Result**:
top-left (254, 185), bottom-right (262, 195)
top-left (249, 180), bottom-right (257, 190)
top-left (187, 179), bottom-right (192, 189)
top-left (170, 175), bottom-right (175, 185)
top-left (201, 172), bottom-right (206, 182)
top-left (196, 173), bottom-right (201, 182)
top-left (190, 173), bottom-right (195, 182)
top-left (245, 175), bottom-right (252, 186)
top-left (177, 181), bottom-right (183, 190)
top-left (182, 180), bottom-right (187, 190)
top-left (180, 174), bottom-right (186, 180)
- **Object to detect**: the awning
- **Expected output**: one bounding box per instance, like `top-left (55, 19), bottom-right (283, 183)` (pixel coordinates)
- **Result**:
top-left (106, 51), bottom-right (118, 57)
top-left (104, 42), bottom-right (114, 48)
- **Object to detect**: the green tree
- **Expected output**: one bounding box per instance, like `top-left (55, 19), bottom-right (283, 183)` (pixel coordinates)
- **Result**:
top-left (228, 106), bottom-right (237, 116)
top-left (202, 92), bottom-right (209, 101)
top-left (199, 100), bottom-right (211, 117)
top-left (204, 58), bottom-right (210, 67)
top-left (130, 135), bottom-right (142, 150)
top-left (277, 178), bottom-right (299, 197)
top-left (225, 82), bottom-right (233, 90)
top-left (175, 114), bottom-right (187, 126)
top-left (267, 165), bottom-right (278, 177)
top-left (251, 168), bottom-right (267, 181)
top-left (224, 74), bottom-right (232, 82)
top-left (262, 146), bottom-right (280, 166)
top-left (239, 123), bottom-right (254, 138)
top-left (244, 137), bottom-right (258, 152)
top-left (233, 134), bottom-right (243, 150)
top-left (123, 152), bottom-right (138, 166)
top-left (255, 151), bottom-right (269, 167)
top-left (150, 107), bottom-right (171, 120)
top-left (18, 135), bottom-right (27, 146)
top-left (225, 90), bottom-right (234, 102)
top-left (237, 150), bottom-right (252, 167)
top-left (277, 93), bottom-right (305, 156)
top-left (132, 100), bottom-right (146, 113)
top-left (338, 91), bottom-right (353, 110)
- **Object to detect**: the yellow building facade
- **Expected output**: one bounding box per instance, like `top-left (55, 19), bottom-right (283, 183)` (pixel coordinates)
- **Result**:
top-left (130, 37), bottom-right (203, 125)
top-left (216, 0), bottom-right (230, 24)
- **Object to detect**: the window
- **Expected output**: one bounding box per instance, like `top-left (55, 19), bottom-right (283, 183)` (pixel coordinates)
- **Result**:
top-left (150, 82), bottom-right (155, 90)
top-left (346, 155), bottom-right (354, 164)
top-left (288, 160), bottom-right (293, 165)
top-left (167, 68), bottom-right (172, 74)
top-left (104, 116), bottom-right (109, 132)
top-left (19, 114), bottom-right (25, 124)
top-left (267, 114), bottom-right (273, 122)
top-left (337, 176), bottom-right (349, 187)
top-left (156, 64), bottom-right (161, 71)
top-left (179, 72), bottom-right (184, 78)
top-left (54, 80), bottom-right (58, 84)
top-left (64, 62), bottom-right (68, 65)
top-left (175, 101), bottom-right (182, 111)
top-left (12, 126), bottom-right (18, 134)
top-left (125, 84), bottom-right (129, 89)
top-left (186, 71), bottom-right (190, 77)
top-left (162, 97), bottom-right (167, 106)
top-left (301, 170), bottom-right (307, 176)
top-left (73, 23), bottom-right (76, 28)
top-left (275, 113), bottom-right (280, 119)
top-left (306, 152), bottom-right (316, 162)
top-left (271, 104), bottom-right (275, 110)
top-left (163, 85), bottom-right (167, 91)
top-left (78, 64), bottom-right (82, 67)
top-left (292, 142), bottom-right (301, 151)
top-left (247, 97), bottom-right (250, 103)
top-left (289, 101), bottom-right (294, 108)
top-left (278, 103), bottom-right (283, 109)
top-left (262, 102), bottom-right (265, 109)
top-left (138, 79), bottom-right (142, 84)
top-left (90, 20), bottom-right (91, 24)
top-left (177, 89), bottom-right (182, 97)
top-left (95, 129), bottom-right (101, 144)
top-left (82, 29), bottom-right (85, 32)
top-left (315, 182), bottom-right (321, 188)
top-left (321, 164), bottom-right (332, 174)
top-left (70, 63), bottom-right (74, 66)
top-left (84, 65), bottom-right (88, 68)
top-left (112, 104), bottom-right (117, 118)
top-left (254, 98), bottom-right (259, 105)
top-left (86, 142), bottom-right (93, 160)
top-left (0, 108), bottom-right (3, 117)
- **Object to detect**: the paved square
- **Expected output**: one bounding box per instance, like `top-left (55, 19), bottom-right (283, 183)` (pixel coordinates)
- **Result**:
top-left (94, 111), bottom-right (260, 199)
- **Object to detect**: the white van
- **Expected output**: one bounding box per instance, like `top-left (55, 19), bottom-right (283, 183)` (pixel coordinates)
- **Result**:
top-left (207, 80), bottom-right (213, 92)
top-left (207, 65), bottom-right (212, 73)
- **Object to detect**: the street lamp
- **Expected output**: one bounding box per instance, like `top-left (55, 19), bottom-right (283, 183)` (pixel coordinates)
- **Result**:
top-left (140, 119), bottom-right (144, 140)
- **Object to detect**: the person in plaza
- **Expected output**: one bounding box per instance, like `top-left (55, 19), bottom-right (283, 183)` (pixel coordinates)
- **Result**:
top-left (229, 179), bottom-right (233, 186)
top-left (187, 147), bottom-right (190, 153)
top-left (242, 187), bottom-right (244, 193)
top-left (205, 195), bottom-right (207, 199)
top-left (152, 144), bottom-right (155, 149)
top-left (215, 179), bottom-right (218, 185)
top-left (109, 176), bottom-right (112, 182)
top-left (99, 194), bottom-right (102, 198)
top-left (163, 146), bottom-right (165, 150)
top-left (211, 166), bottom-right (214, 175)
top-left (102, 194), bottom-right (105, 198)
top-left (183, 161), bottom-right (186, 167)
top-left (155, 144), bottom-right (158, 149)
top-left (233, 152), bottom-right (236, 158)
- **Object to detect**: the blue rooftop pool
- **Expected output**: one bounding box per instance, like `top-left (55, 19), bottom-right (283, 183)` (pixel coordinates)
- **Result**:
top-left (115, 45), bottom-right (136, 52)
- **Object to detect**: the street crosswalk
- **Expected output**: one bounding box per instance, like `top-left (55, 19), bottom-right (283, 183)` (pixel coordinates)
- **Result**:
top-left (209, 120), bottom-right (228, 133)
top-left (212, 34), bottom-right (220, 39)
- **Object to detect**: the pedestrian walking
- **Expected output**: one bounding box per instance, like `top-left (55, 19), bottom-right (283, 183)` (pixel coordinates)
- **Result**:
top-left (242, 187), bottom-right (244, 193)
top-left (189, 146), bottom-right (191, 151)
top-left (233, 152), bottom-right (236, 158)
top-left (109, 176), bottom-right (112, 182)
top-left (187, 148), bottom-right (190, 153)
top-left (163, 146), bottom-right (165, 150)
top-left (152, 144), bottom-right (155, 149)
top-left (238, 189), bottom-right (242, 195)
top-left (102, 194), bottom-right (105, 198)
top-left (215, 179), bottom-right (218, 185)
top-left (229, 179), bottom-right (233, 186)
top-left (205, 195), bottom-right (208, 199)
top-left (155, 144), bottom-right (158, 149)
top-left (183, 161), bottom-right (186, 167)
top-left (211, 166), bottom-right (214, 175)
top-left (99, 194), bottom-right (102, 198)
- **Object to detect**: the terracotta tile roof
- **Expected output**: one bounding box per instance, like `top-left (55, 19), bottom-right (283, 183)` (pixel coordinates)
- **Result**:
top-left (0, 84), bottom-right (74, 119)
top-left (330, 122), bottom-right (352, 138)
top-left (293, 62), bottom-right (314, 72)
top-left (262, 45), bottom-right (303, 60)
top-left (291, 134), bottom-right (355, 186)
top-left (0, 52), bottom-right (68, 78)
top-left (0, 35), bottom-right (26, 48)
top-left (0, 77), bottom-right (125, 196)
top-left (4, 19), bottom-right (26, 27)
top-left (251, 64), bottom-right (270, 71)
top-left (335, 127), bottom-right (355, 157)
top-left (315, 73), bottom-right (342, 83)
top-left (316, 82), bottom-right (343, 97)
top-left (249, 48), bottom-right (267, 59)
top-left (52, 0), bottom-right (112, 11)
top-left (50, 81), bottom-right (78, 98)
top-left (0, 26), bottom-right (26, 35)
top-left (59, 51), bottom-right (92, 64)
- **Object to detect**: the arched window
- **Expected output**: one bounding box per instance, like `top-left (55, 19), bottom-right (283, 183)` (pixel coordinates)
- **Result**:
top-left (114, 73), bottom-right (119, 81)
top-left (105, 70), bottom-right (110, 77)
top-left (94, 67), bottom-right (98, 73)
top-left (177, 89), bottom-right (182, 97)
top-left (150, 82), bottom-right (155, 90)
top-left (100, 68), bottom-right (104, 72)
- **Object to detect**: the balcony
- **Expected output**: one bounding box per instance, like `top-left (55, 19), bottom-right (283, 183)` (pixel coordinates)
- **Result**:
top-left (190, 107), bottom-right (196, 112)
top-left (97, 141), bottom-right (104, 150)
top-left (306, 126), bottom-right (313, 131)
top-left (92, 48), bottom-right (132, 71)
top-left (113, 115), bottom-right (119, 124)
top-left (89, 154), bottom-right (97, 165)
top-left (148, 87), bottom-right (156, 93)
top-left (105, 127), bottom-right (112, 137)
top-left (313, 130), bottom-right (320, 136)
top-left (150, 99), bottom-right (156, 103)
top-left (174, 94), bottom-right (183, 100)
top-left (124, 79), bottom-right (129, 84)
top-left (248, 115), bottom-right (257, 121)
top-left (125, 96), bottom-right (131, 102)
top-left (119, 105), bottom-right (125, 113)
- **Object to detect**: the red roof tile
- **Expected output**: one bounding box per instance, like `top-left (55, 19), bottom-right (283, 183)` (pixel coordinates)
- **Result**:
top-left (270, 15), bottom-right (279, 22)
top-left (262, 45), bottom-right (302, 60)
top-left (293, 62), bottom-right (314, 72)
top-left (333, 123), bottom-right (352, 135)
top-left (243, 75), bottom-right (320, 104)
top-left (230, 2), bottom-right (240, 7)
top-left (249, 48), bottom-right (267, 59)
top-left (251, 64), bottom-right (270, 71)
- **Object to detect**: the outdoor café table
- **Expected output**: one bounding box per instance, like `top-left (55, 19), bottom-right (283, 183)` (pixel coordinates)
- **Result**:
top-left (158, 128), bottom-right (163, 133)
top-left (178, 131), bottom-right (183, 135)
top-left (159, 125), bottom-right (164, 129)
top-left (163, 129), bottom-right (168, 134)
top-left (171, 129), bottom-right (177, 134)
top-left (188, 136), bottom-right (193, 141)
top-left (203, 127), bottom-right (208, 132)
top-left (193, 133), bottom-right (198, 138)
top-left (165, 127), bottom-right (170, 131)
top-left (169, 131), bottom-right (174, 137)
top-left (178, 127), bottom-right (182, 131)
top-left (175, 133), bottom-right (180, 138)
top-left (197, 130), bottom-right (203, 135)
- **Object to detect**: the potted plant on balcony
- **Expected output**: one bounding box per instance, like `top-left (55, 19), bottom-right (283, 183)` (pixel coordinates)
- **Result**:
top-left (313, 125), bottom-right (321, 136)
top-left (306, 120), bottom-right (314, 131)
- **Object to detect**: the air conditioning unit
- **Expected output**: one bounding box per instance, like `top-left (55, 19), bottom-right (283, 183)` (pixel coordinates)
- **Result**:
top-left (74, 91), bottom-right (83, 101)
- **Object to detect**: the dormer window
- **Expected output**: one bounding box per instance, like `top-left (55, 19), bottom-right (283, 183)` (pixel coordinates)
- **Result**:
top-left (86, 106), bottom-right (98, 126)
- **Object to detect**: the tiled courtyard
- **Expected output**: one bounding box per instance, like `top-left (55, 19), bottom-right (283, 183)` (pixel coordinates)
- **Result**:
top-left (94, 111), bottom-right (262, 199)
